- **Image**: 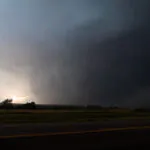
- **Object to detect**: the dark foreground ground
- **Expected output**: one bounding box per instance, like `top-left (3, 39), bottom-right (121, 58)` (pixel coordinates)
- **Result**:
top-left (0, 108), bottom-right (150, 124)
top-left (1, 128), bottom-right (150, 150)
top-left (1, 120), bottom-right (150, 150)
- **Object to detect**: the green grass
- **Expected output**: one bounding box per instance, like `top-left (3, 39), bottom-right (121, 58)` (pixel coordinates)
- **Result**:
top-left (0, 109), bottom-right (150, 124)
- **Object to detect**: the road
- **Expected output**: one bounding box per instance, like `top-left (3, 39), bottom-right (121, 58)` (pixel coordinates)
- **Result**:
top-left (1, 120), bottom-right (150, 149)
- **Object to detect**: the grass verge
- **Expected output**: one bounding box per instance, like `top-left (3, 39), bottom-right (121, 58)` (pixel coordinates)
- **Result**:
top-left (0, 109), bottom-right (150, 124)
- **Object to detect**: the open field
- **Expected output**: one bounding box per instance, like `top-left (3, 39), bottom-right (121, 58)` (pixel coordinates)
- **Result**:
top-left (0, 108), bottom-right (150, 124)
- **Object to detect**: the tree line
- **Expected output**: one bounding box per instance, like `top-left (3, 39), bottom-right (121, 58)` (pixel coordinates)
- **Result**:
top-left (0, 99), bottom-right (36, 109)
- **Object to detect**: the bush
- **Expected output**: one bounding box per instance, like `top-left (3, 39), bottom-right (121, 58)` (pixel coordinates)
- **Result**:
top-left (22, 102), bottom-right (36, 109)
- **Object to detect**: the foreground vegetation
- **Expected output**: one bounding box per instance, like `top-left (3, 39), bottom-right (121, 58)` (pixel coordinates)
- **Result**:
top-left (0, 108), bottom-right (150, 124)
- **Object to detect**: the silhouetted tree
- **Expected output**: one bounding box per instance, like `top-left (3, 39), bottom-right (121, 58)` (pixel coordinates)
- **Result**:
top-left (22, 101), bottom-right (36, 109)
top-left (0, 99), bottom-right (13, 109)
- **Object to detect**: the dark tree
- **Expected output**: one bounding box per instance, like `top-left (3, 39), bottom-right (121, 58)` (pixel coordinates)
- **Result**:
top-left (22, 101), bottom-right (36, 109)
top-left (0, 99), bottom-right (13, 109)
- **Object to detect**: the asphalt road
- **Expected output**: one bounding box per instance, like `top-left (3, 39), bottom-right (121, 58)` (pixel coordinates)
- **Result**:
top-left (1, 128), bottom-right (150, 150)
top-left (1, 119), bottom-right (150, 136)
top-left (1, 120), bottom-right (150, 150)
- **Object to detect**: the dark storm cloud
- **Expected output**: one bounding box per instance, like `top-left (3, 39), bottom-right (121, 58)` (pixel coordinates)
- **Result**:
top-left (1, 0), bottom-right (150, 107)
top-left (69, 27), bottom-right (150, 107)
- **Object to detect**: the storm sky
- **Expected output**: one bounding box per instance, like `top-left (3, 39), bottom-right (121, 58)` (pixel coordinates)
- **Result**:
top-left (0, 0), bottom-right (150, 107)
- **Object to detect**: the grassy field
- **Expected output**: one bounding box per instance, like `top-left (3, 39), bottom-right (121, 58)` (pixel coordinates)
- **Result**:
top-left (0, 109), bottom-right (150, 124)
